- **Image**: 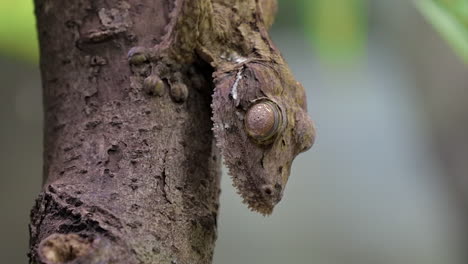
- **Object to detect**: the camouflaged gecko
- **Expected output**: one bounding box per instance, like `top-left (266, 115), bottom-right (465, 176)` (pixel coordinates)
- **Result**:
top-left (128, 0), bottom-right (316, 215)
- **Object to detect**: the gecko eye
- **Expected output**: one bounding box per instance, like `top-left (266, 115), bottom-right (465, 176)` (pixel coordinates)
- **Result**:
top-left (244, 99), bottom-right (284, 143)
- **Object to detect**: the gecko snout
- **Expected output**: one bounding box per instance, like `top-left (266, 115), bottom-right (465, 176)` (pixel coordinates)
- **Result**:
top-left (261, 184), bottom-right (283, 204)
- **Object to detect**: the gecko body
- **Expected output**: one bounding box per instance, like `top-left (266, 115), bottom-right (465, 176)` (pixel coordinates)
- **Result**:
top-left (128, 0), bottom-right (316, 215)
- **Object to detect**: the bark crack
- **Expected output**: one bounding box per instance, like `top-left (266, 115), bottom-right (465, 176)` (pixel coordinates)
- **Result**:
top-left (160, 149), bottom-right (172, 204)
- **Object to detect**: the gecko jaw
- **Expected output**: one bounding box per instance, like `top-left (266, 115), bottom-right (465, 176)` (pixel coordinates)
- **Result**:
top-left (237, 187), bottom-right (274, 216)
top-left (229, 171), bottom-right (279, 216)
top-left (213, 112), bottom-right (280, 215)
top-left (247, 201), bottom-right (274, 216)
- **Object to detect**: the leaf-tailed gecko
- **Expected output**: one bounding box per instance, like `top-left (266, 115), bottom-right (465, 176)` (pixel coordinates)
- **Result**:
top-left (127, 0), bottom-right (316, 215)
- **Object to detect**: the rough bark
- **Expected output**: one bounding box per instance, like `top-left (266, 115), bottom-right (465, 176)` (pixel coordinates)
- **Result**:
top-left (29, 1), bottom-right (220, 263)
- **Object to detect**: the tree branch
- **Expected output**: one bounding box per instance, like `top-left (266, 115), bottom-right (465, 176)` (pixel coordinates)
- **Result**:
top-left (29, 0), bottom-right (220, 263)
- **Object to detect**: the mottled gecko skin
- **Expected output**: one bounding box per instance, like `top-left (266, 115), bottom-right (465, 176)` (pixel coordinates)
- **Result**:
top-left (128, 0), bottom-right (316, 215)
top-left (212, 61), bottom-right (315, 215)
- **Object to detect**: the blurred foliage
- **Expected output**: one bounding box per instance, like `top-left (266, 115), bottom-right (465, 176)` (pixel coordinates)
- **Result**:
top-left (415, 0), bottom-right (468, 63)
top-left (1, 0), bottom-right (468, 64)
top-left (300, 0), bottom-right (367, 63)
top-left (0, 0), bottom-right (38, 63)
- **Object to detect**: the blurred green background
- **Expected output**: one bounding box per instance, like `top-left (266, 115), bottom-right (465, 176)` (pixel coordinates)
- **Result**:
top-left (1, 0), bottom-right (468, 263)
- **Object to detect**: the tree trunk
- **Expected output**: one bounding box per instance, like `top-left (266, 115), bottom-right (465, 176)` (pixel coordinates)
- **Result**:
top-left (29, 0), bottom-right (220, 263)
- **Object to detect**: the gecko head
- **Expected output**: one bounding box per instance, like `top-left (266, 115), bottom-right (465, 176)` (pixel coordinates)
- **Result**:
top-left (212, 62), bottom-right (315, 215)
top-left (241, 95), bottom-right (315, 215)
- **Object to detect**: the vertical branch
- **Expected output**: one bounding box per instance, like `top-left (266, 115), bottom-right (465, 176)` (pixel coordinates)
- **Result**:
top-left (29, 0), bottom-right (220, 263)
